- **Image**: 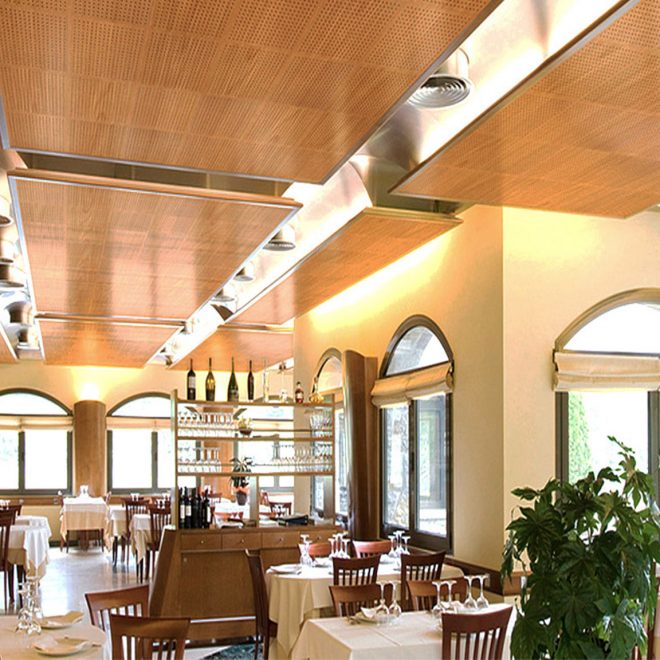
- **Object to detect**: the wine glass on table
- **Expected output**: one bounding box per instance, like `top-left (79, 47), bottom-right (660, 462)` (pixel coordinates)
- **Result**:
top-left (476, 574), bottom-right (489, 609)
top-left (463, 575), bottom-right (478, 610)
top-left (299, 534), bottom-right (312, 567)
top-left (388, 581), bottom-right (402, 619)
top-left (387, 535), bottom-right (397, 560)
top-left (431, 581), bottom-right (444, 619)
top-left (374, 583), bottom-right (390, 624)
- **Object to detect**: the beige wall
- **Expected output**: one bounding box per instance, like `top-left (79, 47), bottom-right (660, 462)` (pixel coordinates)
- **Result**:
top-left (294, 205), bottom-right (506, 567)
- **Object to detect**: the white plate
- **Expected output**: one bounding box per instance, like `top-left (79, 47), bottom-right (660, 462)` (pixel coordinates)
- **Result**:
top-left (313, 557), bottom-right (331, 568)
top-left (38, 612), bottom-right (84, 629)
top-left (269, 564), bottom-right (302, 574)
top-left (32, 638), bottom-right (92, 657)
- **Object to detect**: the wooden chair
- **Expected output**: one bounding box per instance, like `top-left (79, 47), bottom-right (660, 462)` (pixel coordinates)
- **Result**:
top-left (121, 498), bottom-right (149, 565)
top-left (304, 541), bottom-right (332, 558)
top-left (269, 501), bottom-right (292, 516)
top-left (109, 614), bottom-right (189, 660)
top-left (441, 606), bottom-right (512, 660)
top-left (0, 510), bottom-right (13, 610)
top-left (401, 551), bottom-right (446, 610)
top-left (85, 584), bottom-right (150, 633)
top-left (145, 505), bottom-right (171, 582)
top-left (245, 550), bottom-right (277, 660)
top-left (329, 583), bottom-right (393, 617)
top-left (408, 577), bottom-right (469, 611)
top-left (0, 502), bottom-right (22, 522)
top-left (353, 540), bottom-right (392, 558)
top-left (333, 555), bottom-right (380, 586)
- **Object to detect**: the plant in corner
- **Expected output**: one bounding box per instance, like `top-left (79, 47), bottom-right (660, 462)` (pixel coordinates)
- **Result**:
top-left (502, 437), bottom-right (660, 659)
top-left (229, 456), bottom-right (253, 506)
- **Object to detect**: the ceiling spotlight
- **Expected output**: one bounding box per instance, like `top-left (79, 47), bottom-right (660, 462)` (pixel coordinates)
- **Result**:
top-left (213, 284), bottom-right (237, 303)
top-left (234, 262), bottom-right (255, 282)
top-left (16, 327), bottom-right (38, 350)
top-left (408, 49), bottom-right (473, 108)
top-left (0, 238), bottom-right (15, 264)
top-left (264, 224), bottom-right (296, 251)
top-left (0, 264), bottom-right (25, 288)
top-left (6, 300), bottom-right (33, 325)
top-left (0, 194), bottom-right (13, 227)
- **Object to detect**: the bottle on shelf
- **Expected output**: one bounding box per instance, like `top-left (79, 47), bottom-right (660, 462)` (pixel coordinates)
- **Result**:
top-left (186, 360), bottom-right (196, 401)
top-left (184, 488), bottom-right (192, 529)
top-left (178, 487), bottom-right (186, 528)
top-left (202, 488), bottom-right (211, 528)
top-left (191, 488), bottom-right (200, 529)
top-left (205, 358), bottom-right (216, 401)
top-left (295, 381), bottom-right (304, 404)
top-left (262, 358), bottom-right (269, 401)
top-left (247, 360), bottom-right (254, 401)
top-left (227, 356), bottom-right (239, 402)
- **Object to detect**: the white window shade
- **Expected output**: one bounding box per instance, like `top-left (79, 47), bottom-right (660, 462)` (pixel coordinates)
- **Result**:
top-left (371, 363), bottom-right (453, 407)
top-left (107, 417), bottom-right (170, 430)
top-left (0, 416), bottom-right (72, 431)
top-left (554, 351), bottom-right (660, 391)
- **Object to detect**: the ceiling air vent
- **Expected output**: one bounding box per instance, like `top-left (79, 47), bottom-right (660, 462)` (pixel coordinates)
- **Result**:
top-left (409, 49), bottom-right (472, 109)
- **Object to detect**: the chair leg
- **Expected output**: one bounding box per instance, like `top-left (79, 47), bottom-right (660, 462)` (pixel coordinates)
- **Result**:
top-left (112, 537), bottom-right (117, 565)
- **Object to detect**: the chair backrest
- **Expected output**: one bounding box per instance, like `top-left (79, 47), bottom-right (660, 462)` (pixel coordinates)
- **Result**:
top-left (245, 550), bottom-right (270, 638)
top-left (0, 510), bottom-right (12, 566)
top-left (329, 583), bottom-right (393, 617)
top-left (441, 606), bottom-right (512, 660)
top-left (353, 540), bottom-right (392, 558)
top-left (109, 614), bottom-right (189, 660)
top-left (0, 503), bottom-right (21, 522)
top-left (401, 551), bottom-right (446, 609)
top-left (85, 585), bottom-right (150, 632)
top-left (269, 501), bottom-right (292, 515)
top-left (408, 578), bottom-right (469, 611)
top-left (306, 541), bottom-right (331, 558)
top-left (123, 499), bottom-right (149, 534)
top-left (148, 505), bottom-right (171, 549)
top-left (333, 555), bottom-right (380, 586)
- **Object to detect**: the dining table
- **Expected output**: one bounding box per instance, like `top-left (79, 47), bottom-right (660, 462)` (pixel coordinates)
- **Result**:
top-left (266, 559), bottom-right (464, 656)
top-left (291, 605), bottom-right (513, 660)
top-left (8, 517), bottom-right (51, 579)
top-left (0, 614), bottom-right (109, 659)
top-left (60, 497), bottom-right (108, 550)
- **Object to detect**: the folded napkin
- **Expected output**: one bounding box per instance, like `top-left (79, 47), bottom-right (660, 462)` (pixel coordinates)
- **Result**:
top-left (38, 611), bottom-right (84, 627)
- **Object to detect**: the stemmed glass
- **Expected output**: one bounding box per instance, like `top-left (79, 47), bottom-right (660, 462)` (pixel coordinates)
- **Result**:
top-left (463, 575), bottom-right (478, 610)
top-left (374, 583), bottom-right (390, 624)
top-left (476, 574), bottom-right (489, 609)
top-left (401, 535), bottom-right (411, 555)
top-left (431, 581), bottom-right (444, 619)
top-left (443, 580), bottom-right (458, 613)
top-left (387, 535), bottom-right (397, 559)
top-left (388, 581), bottom-right (402, 619)
top-left (299, 534), bottom-right (313, 567)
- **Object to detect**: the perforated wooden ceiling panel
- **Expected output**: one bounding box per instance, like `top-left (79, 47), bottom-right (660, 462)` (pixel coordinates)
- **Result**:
top-left (12, 173), bottom-right (298, 320)
top-left (0, 328), bottom-right (17, 364)
top-left (39, 319), bottom-right (174, 367)
top-left (396, 0), bottom-right (660, 218)
top-left (174, 327), bottom-right (292, 371)
top-left (0, 0), bottom-right (495, 183)
top-left (236, 207), bottom-right (461, 325)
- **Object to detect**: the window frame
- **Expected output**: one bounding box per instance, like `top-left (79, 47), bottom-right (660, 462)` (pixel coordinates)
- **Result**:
top-left (379, 315), bottom-right (453, 552)
top-left (0, 388), bottom-right (73, 496)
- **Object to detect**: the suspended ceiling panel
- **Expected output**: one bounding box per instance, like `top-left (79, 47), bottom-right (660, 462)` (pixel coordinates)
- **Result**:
top-left (395, 0), bottom-right (660, 218)
top-left (12, 171), bottom-right (299, 320)
top-left (175, 327), bottom-right (292, 371)
top-left (0, 0), bottom-right (495, 183)
top-left (39, 319), bottom-right (174, 367)
top-left (0, 327), bottom-right (17, 364)
top-left (235, 206), bottom-right (461, 325)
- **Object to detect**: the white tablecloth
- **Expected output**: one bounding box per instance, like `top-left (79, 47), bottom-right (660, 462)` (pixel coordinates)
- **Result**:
top-left (267, 561), bottom-right (464, 655)
top-left (0, 615), bottom-right (108, 659)
top-left (60, 498), bottom-right (108, 537)
top-left (292, 606), bottom-right (512, 660)
top-left (106, 505), bottom-right (126, 538)
top-left (129, 514), bottom-right (152, 564)
top-left (8, 526), bottom-right (50, 577)
top-left (14, 516), bottom-right (51, 533)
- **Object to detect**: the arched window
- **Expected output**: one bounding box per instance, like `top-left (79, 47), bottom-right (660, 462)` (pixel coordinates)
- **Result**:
top-left (555, 291), bottom-right (660, 495)
top-left (107, 393), bottom-right (187, 493)
top-left (0, 389), bottom-right (72, 494)
top-left (373, 316), bottom-right (453, 551)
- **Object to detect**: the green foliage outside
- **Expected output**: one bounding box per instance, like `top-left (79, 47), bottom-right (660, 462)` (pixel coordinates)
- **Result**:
top-left (568, 393), bottom-right (592, 482)
top-left (502, 438), bottom-right (660, 659)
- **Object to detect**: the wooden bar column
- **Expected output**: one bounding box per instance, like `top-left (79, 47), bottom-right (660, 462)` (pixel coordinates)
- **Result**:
top-left (342, 350), bottom-right (378, 539)
top-left (73, 400), bottom-right (106, 497)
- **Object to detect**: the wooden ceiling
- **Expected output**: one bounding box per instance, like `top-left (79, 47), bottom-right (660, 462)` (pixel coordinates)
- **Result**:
top-left (235, 206), bottom-right (461, 325)
top-left (12, 172), bottom-right (298, 320)
top-left (0, 327), bottom-right (17, 364)
top-left (395, 0), bottom-right (660, 218)
top-left (38, 319), bottom-right (174, 367)
top-left (173, 327), bottom-right (292, 371)
top-left (0, 0), bottom-right (495, 183)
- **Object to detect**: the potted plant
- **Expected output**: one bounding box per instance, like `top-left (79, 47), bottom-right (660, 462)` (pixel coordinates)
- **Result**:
top-left (502, 437), bottom-right (660, 659)
top-left (229, 457), bottom-right (253, 505)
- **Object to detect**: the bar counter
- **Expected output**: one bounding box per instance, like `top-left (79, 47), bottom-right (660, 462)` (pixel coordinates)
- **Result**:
top-left (150, 524), bottom-right (338, 641)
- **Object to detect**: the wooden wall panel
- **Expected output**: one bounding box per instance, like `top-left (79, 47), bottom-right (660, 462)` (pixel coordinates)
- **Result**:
top-left (236, 207), bottom-right (461, 325)
top-left (396, 0), bottom-right (660, 218)
top-left (0, 0), bottom-right (494, 183)
top-left (13, 174), bottom-right (297, 320)
top-left (175, 327), bottom-right (292, 371)
top-left (39, 319), bottom-right (174, 367)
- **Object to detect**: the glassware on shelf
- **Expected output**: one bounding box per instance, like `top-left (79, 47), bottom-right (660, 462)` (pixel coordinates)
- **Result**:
top-left (476, 574), bottom-right (489, 609)
top-left (463, 575), bottom-right (478, 610)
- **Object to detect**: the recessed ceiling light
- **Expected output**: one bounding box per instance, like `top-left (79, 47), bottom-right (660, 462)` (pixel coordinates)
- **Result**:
top-left (6, 300), bottom-right (33, 325)
top-left (0, 238), bottom-right (15, 264)
top-left (234, 262), bottom-right (255, 282)
top-left (213, 284), bottom-right (237, 303)
top-left (264, 224), bottom-right (296, 251)
top-left (16, 327), bottom-right (38, 350)
top-left (0, 265), bottom-right (25, 288)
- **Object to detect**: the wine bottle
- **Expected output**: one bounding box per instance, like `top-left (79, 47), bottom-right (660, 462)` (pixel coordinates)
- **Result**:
top-left (205, 357), bottom-right (216, 401)
top-left (186, 360), bottom-right (196, 400)
top-left (247, 360), bottom-right (254, 401)
top-left (178, 487), bottom-right (185, 528)
top-left (262, 358), bottom-right (269, 402)
top-left (191, 488), bottom-right (200, 529)
top-left (184, 488), bottom-right (192, 529)
top-left (227, 356), bottom-right (239, 402)
top-left (203, 488), bottom-right (211, 528)
top-left (295, 381), bottom-right (304, 404)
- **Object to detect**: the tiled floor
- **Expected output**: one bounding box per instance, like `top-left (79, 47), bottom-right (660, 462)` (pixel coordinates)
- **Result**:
top-left (9, 546), bottom-right (225, 659)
